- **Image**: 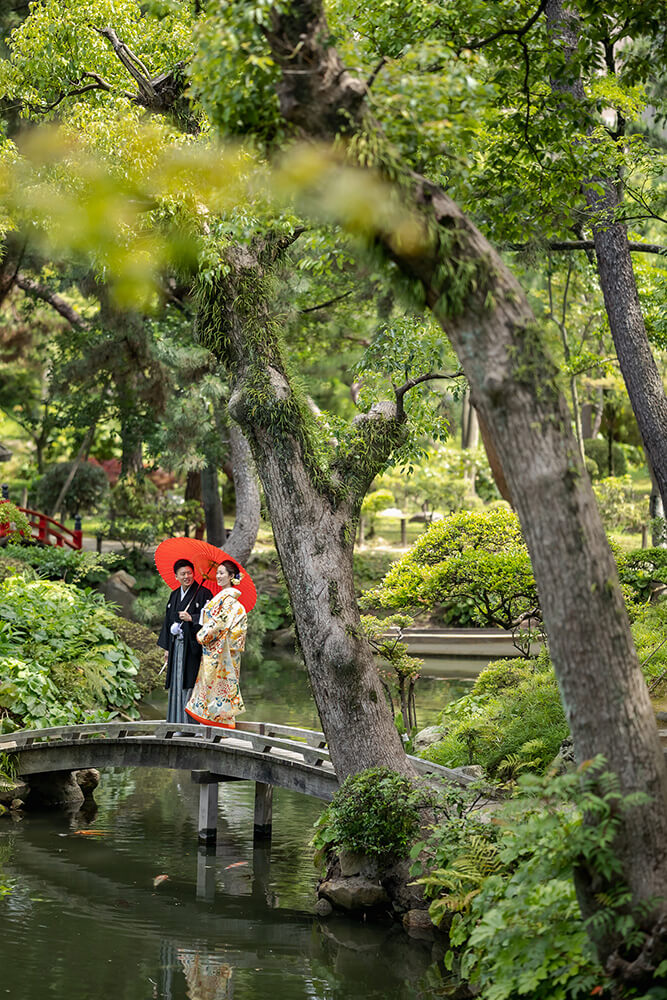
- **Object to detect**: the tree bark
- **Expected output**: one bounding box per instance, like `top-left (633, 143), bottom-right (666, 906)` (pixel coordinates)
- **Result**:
top-left (196, 242), bottom-right (414, 780)
top-left (263, 0), bottom-right (667, 965)
top-left (201, 464), bottom-right (226, 547)
top-left (224, 422), bottom-right (261, 565)
top-left (544, 0), bottom-right (667, 515)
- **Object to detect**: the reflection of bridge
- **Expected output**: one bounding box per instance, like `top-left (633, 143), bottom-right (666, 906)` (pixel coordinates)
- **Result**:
top-left (1, 720), bottom-right (474, 844)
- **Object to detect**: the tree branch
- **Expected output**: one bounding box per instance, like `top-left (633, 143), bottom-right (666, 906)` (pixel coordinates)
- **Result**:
top-left (300, 289), bottom-right (353, 313)
top-left (23, 72), bottom-right (118, 115)
top-left (15, 274), bottom-right (91, 330)
top-left (394, 371), bottom-right (463, 419)
top-left (509, 240), bottom-right (667, 256)
top-left (466, 0), bottom-right (548, 50)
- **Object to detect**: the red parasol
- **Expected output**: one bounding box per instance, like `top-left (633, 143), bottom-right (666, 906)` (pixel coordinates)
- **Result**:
top-left (154, 538), bottom-right (257, 611)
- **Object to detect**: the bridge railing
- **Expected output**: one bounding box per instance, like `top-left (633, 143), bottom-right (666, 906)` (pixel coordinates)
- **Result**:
top-left (0, 720), bottom-right (477, 787)
top-left (0, 487), bottom-right (82, 549)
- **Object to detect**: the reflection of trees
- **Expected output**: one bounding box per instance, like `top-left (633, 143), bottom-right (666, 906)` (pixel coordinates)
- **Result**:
top-left (178, 951), bottom-right (233, 1000)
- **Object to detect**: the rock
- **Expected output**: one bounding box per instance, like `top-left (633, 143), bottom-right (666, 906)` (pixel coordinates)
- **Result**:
top-left (319, 876), bottom-right (390, 911)
top-left (549, 737), bottom-right (576, 775)
top-left (97, 573), bottom-right (137, 618)
top-left (75, 768), bottom-right (100, 797)
top-left (0, 778), bottom-right (30, 804)
top-left (412, 725), bottom-right (445, 753)
top-left (10, 798), bottom-right (25, 811)
top-left (111, 569), bottom-right (137, 589)
top-left (402, 908), bottom-right (436, 940)
top-left (26, 770), bottom-right (84, 810)
top-left (454, 765), bottom-right (484, 780)
top-left (382, 857), bottom-right (426, 913)
top-left (657, 711), bottom-right (667, 724)
top-left (339, 849), bottom-right (378, 878)
top-left (315, 897), bottom-right (333, 917)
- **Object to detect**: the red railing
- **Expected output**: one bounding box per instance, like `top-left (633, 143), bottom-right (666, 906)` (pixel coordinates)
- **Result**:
top-left (0, 489), bottom-right (82, 550)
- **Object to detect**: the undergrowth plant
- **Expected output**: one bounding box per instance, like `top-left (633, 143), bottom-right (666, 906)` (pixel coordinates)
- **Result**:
top-left (312, 767), bottom-right (435, 867)
top-left (414, 761), bottom-right (667, 1000)
top-left (0, 575), bottom-right (141, 731)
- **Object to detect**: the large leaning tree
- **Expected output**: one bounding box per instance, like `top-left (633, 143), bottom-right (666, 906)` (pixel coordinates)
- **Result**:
top-left (196, 0), bottom-right (667, 980)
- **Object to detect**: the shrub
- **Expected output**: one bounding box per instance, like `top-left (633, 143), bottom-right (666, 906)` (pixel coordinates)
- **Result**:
top-left (101, 476), bottom-right (202, 547)
top-left (592, 475), bottom-right (646, 534)
top-left (421, 652), bottom-right (568, 776)
top-left (362, 509), bottom-right (539, 629)
top-left (312, 767), bottom-right (434, 864)
top-left (33, 461), bottom-right (109, 517)
top-left (1, 543), bottom-right (119, 587)
top-left (617, 547), bottom-right (667, 606)
top-left (107, 616), bottom-right (164, 696)
top-left (0, 576), bottom-right (141, 731)
top-left (584, 438), bottom-right (628, 479)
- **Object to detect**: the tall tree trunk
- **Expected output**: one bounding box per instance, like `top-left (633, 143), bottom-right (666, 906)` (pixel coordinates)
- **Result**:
top-left (185, 468), bottom-right (204, 539)
top-left (196, 244), bottom-right (413, 780)
top-left (201, 464), bottom-right (226, 547)
top-left (263, 0), bottom-right (667, 971)
top-left (224, 422), bottom-right (261, 565)
top-left (545, 0), bottom-right (667, 516)
top-left (50, 422), bottom-right (96, 518)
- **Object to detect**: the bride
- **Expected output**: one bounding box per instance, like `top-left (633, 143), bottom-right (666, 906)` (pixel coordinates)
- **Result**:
top-left (185, 560), bottom-right (247, 729)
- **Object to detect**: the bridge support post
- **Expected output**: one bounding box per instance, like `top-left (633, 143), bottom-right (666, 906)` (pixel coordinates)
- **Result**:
top-left (198, 781), bottom-right (218, 846)
top-left (253, 781), bottom-right (273, 842)
top-left (196, 845), bottom-right (217, 901)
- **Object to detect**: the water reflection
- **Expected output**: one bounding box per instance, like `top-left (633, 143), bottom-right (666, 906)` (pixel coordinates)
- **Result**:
top-left (177, 949), bottom-right (234, 1000)
top-left (0, 768), bottom-right (453, 998)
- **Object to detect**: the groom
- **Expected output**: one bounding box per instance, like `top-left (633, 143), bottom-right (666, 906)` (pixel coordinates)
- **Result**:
top-left (157, 559), bottom-right (213, 724)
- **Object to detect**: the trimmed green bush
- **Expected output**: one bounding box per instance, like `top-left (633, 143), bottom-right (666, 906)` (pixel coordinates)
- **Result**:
top-left (362, 508), bottom-right (538, 628)
top-left (33, 461), bottom-right (109, 517)
top-left (584, 438), bottom-right (628, 479)
top-left (312, 767), bottom-right (434, 864)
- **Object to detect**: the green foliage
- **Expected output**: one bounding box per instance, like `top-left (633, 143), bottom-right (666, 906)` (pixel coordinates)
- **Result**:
top-left (1, 543), bottom-right (119, 587)
top-left (100, 475), bottom-right (202, 547)
top-left (0, 575), bottom-right (141, 730)
top-left (0, 501), bottom-right (30, 542)
top-left (629, 602), bottom-right (667, 695)
top-left (437, 763), bottom-right (656, 1000)
top-left (584, 438), bottom-right (629, 479)
top-left (593, 475), bottom-right (647, 534)
top-left (421, 654), bottom-right (568, 776)
top-left (617, 547), bottom-right (667, 607)
top-left (357, 613), bottom-right (422, 734)
top-left (105, 615), bottom-right (163, 696)
top-left (312, 767), bottom-right (434, 865)
top-left (33, 461), bottom-right (109, 516)
top-left (362, 508), bottom-right (539, 629)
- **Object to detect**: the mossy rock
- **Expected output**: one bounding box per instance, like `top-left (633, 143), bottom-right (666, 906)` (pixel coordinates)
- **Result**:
top-left (108, 615), bottom-right (163, 695)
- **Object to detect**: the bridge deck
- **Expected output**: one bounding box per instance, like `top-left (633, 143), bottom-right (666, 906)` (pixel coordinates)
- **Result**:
top-left (0, 720), bottom-right (476, 800)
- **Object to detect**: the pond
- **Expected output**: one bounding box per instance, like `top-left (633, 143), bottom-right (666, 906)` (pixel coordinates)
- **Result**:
top-left (0, 654), bottom-right (472, 999)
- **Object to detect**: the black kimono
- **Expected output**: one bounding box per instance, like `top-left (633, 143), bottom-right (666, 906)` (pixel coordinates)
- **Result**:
top-left (157, 583), bottom-right (213, 692)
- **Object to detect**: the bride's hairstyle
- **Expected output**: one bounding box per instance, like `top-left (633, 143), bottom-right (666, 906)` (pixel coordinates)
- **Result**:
top-left (221, 559), bottom-right (241, 583)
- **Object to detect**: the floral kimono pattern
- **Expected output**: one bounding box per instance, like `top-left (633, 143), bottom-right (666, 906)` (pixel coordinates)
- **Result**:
top-left (185, 587), bottom-right (247, 728)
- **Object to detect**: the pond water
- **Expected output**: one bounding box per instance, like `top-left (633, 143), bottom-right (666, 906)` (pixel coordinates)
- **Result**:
top-left (0, 655), bottom-right (472, 1000)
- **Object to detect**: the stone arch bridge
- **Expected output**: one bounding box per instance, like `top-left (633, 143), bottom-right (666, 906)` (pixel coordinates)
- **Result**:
top-left (0, 720), bottom-right (473, 844)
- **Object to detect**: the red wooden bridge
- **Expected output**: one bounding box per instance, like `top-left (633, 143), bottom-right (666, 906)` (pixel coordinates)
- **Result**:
top-left (0, 486), bottom-right (82, 550)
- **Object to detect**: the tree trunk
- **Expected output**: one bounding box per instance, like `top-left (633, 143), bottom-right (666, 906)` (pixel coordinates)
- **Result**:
top-left (224, 422), bottom-right (261, 565)
top-left (545, 0), bottom-right (667, 516)
top-left (50, 422), bottom-right (96, 518)
top-left (196, 244), bottom-right (413, 780)
top-left (263, 0), bottom-right (667, 965)
top-left (201, 464), bottom-right (226, 547)
top-left (185, 468), bottom-right (204, 539)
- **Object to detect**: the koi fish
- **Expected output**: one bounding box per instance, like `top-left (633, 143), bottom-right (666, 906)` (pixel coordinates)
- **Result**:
top-left (223, 861), bottom-right (248, 870)
top-left (73, 829), bottom-right (109, 836)
top-left (153, 874), bottom-right (170, 888)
